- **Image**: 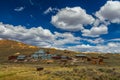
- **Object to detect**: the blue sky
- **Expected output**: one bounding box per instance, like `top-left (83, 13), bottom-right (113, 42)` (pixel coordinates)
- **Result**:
top-left (0, 0), bottom-right (120, 53)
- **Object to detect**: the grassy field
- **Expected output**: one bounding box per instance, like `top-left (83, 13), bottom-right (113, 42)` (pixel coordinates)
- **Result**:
top-left (0, 63), bottom-right (120, 80)
top-left (0, 52), bottom-right (120, 80)
top-left (0, 40), bottom-right (120, 80)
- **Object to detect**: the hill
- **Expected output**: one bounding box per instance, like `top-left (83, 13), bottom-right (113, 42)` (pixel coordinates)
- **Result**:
top-left (0, 39), bottom-right (120, 66)
top-left (0, 39), bottom-right (78, 62)
top-left (0, 39), bottom-right (40, 61)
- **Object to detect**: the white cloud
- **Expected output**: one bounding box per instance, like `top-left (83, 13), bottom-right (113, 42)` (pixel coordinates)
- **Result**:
top-left (81, 1), bottom-right (120, 38)
top-left (96, 1), bottom-right (120, 23)
top-left (67, 42), bottom-right (120, 53)
top-left (44, 7), bottom-right (59, 14)
top-left (107, 42), bottom-right (118, 47)
top-left (51, 7), bottom-right (95, 31)
top-left (81, 0), bottom-right (120, 37)
top-left (67, 44), bottom-right (96, 52)
top-left (0, 22), bottom-right (54, 46)
top-left (0, 38), bottom-right (3, 40)
top-left (52, 32), bottom-right (80, 47)
top-left (50, 1), bottom-right (120, 38)
top-left (0, 22), bottom-right (80, 48)
top-left (0, 22), bottom-right (120, 53)
top-left (108, 38), bottom-right (120, 42)
top-left (83, 38), bottom-right (104, 44)
top-left (14, 7), bottom-right (25, 12)
top-left (82, 24), bottom-right (108, 37)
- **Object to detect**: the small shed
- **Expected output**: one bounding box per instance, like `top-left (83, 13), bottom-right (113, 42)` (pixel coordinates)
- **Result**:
top-left (75, 54), bottom-right (86, 57)
top-left (52, 54), bottom-right (61, 59)
top-left (8, 55), bottom-right (18, 61)
top-left (75, 54), bottom-right (88, 62)
top-left (75, 54), bottom-right (88, 59)
top-left (17, 55), bottom-right (26, 61)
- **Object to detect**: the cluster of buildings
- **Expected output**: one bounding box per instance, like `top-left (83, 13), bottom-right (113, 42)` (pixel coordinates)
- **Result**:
top-left (8, 49), bottom-right (77, 62)
top-left (8, 49), bottom-right (55, 62)
top-left (8, 49), bottom-right (96, 64)
top-left (8, 49), bottom-right (108, 65)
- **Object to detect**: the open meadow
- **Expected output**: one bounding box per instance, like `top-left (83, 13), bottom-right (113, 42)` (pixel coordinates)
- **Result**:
top-left (0, 62), bottom-right (120, 80)
top-left (1, 52), bottom-right (120, 80)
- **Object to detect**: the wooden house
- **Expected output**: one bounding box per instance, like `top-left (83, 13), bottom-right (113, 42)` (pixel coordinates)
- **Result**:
top-left (75, 54), bottom-right (88, 62)
top-left (31, 54), bottom-right (40, 59)
top-left (75, 54), bottom-right (87, 58)
top-left (61, 56), bottom-right (72, 60)
top-left (52, 54), bottom-right (61, 60)
top-left (31, 49), bottom-right (45, 59)
top-left (31, 49), bottom-right (53, 60)
top-left (8, 55), bottom-right (18, 61)
top-left (17, 55), bottom-right (26, 61)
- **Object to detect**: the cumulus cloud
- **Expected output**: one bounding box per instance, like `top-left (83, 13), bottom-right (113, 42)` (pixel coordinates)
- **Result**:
top-left (1, 22), bottom-right (120, 53)
top-left (67, 42), bottom-right (120, 53)
top-left (51, 7), bottom-right (95, 31)
top-left (0, 22), bottom-right (80, 48)
top-left (50, 1), bottom-right (120, 37)
top-left (1, 1), bottom-right (120, 53)
top-left (0, 22), bottom-right (53, 46)
top-left (14, 7), bottom-right (25, 12)
top-left (52, 32), bottom-right (80, 47)
top-left (108, 38), bottom-right (120, 42)
top-left (82, 24), bottom-right (108, 37)
top-left (44, 7), bottom-right (59, 14)
top-left (83, 38), bottom-right (104, 44)
top-left (96, 1), bottom-right (120, 23)
top-left (81, 0), bottom-right (120, 37)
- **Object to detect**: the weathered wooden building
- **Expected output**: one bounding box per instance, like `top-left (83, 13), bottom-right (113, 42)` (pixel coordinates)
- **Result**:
top-left (31, 49), bottom-right (53, 60)
top-left (17, 55), bottom-right (26, 61)
top-left (75, 54), bottom-right (88, 62)
top-left (31, 49), bottom-right (45, 59)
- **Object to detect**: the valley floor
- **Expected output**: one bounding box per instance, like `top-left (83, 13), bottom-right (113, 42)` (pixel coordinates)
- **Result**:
top-left (0, 63), bottom-right (120, 80)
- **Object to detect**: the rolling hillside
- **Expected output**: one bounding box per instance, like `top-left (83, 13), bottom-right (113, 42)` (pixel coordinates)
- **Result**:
top-left (0, 39), bottom-right (77, 62)
top-left (0, 39), bottom-right (39, 61)
top-left (0, 39), bottom-right (120, 66)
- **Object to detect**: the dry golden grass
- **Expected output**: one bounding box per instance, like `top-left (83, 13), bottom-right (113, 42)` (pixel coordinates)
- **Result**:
top-left (0, 63), bottom-right (120, 80)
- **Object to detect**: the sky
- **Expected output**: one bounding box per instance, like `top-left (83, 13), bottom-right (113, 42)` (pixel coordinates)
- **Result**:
top-left (0, 0), bottom-right (120, 53)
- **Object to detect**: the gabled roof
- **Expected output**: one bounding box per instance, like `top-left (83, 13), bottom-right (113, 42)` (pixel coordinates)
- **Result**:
top-left (75, 54), bottom-right (86, 57)
top-left (17, 55), bottom-right (26, 59)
